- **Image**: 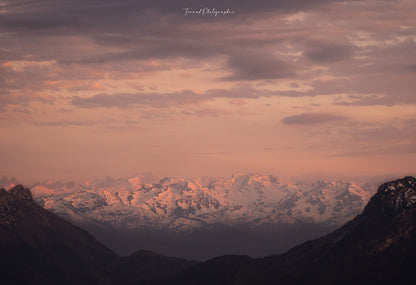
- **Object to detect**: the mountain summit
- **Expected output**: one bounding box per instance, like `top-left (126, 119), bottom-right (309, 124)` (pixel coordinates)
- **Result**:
top-left (363, 176), bottom-right (416, 218)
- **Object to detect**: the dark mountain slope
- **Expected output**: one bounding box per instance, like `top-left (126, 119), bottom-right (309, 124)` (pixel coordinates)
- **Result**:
top-left (0, 185), bottom-right (198, 284)
top-left (115, 249), bottom-right (198, 284)
top-left (0, 185), bottom-right (118, 284)
top-left (159, 255), bottom-right (254, 285)
top-left (228, 176), bottom-right (416, 285)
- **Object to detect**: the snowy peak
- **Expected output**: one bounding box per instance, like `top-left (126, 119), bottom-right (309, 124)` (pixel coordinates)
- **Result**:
top-left (364, 176), bottom-right (416, 218)
top-left (24, 173), bottom-right (379, 233)
top-left (230, 173), bottom-right (281, 187)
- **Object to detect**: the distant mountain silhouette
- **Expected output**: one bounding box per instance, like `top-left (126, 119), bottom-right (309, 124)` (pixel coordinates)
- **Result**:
top-left (148, 255), bottom-right (254, 285)
top-left (115, 249), bottom-right (198, 284)
top-left (149, 176), bottom-right (416, 285)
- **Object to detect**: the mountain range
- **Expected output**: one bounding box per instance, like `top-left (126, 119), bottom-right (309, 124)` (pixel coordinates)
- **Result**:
top-left (0, 173), bottom-right (378, 259)
top-left (1, 176), bottom-right (415, 284)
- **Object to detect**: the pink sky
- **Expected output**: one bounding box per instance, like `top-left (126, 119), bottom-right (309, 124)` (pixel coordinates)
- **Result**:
top-left (0, 0), bottom-right (415, 182)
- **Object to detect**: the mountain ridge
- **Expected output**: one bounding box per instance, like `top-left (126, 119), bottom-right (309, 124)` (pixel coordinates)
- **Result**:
top-left (26, 173), bottom-right (375, 230)
top-left (1, 173), bottom-right (378, 259)
top-left (1, 177), bottom-right (415, 284)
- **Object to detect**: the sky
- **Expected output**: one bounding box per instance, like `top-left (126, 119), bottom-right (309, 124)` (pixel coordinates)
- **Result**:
top-left (0, 0), bottom-right (415, 182)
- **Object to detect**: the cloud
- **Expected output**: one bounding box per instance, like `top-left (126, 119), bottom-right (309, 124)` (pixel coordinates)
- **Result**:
top-left (408, 64), bottom-right (416, 72)
top-left (31, 118), bottom-right (143, 130)
top-left (2, 0), bottom-right (416, 112)
top-left (0, 0), bottom-right (335, 33)
top-left (70, 85), bottom-right (281, 109)
top-left (71, 90), bottom-right (206, 108)
top-left (333, 122), bottom-right (416, 157)
top-left (303, 40), bottom-right (355, 62)
top-left (0, 92), bottom-right (55, 107)
top-left (33, 120), bottom-right (92, 127)
top-left (224, 51), bottom-right (295, 81)
top-left (334, 143), bottom-right (416, 157)
top-left (71, 80), bottom-right (387, 110)
top-left (271, 78), bottom-right (354, 98)
top-left (181, 108), bottom-right (231, 117)
top-left (346, 121), bottom-right (416, 143)
top-left (0, 0), bottom-right (335, 65)
top-left (282, 113), bottom-right (346, 125)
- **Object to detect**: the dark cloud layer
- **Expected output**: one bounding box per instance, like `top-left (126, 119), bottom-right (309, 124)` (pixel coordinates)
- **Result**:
top-left (71, 90), bottom-right (205, 108)
top-left (70, 85), bottom-right (271, 109)
top-left (1, 0), bottom-right (416, 109)
top-left (304, 40), bottom-right (355, 62)
top-left (0, 0), bottom-right (346, 64)
top-left (70, 84), bottom-right (321, 109)
top-left (0, 0), bottom-right (335, 30)
top-left (224, 52), bottom-right (295, 80)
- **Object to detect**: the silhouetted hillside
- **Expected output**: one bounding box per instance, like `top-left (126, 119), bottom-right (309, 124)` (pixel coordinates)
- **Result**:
top-left (0, 185), bottom-right (196, 284)
top-left (115, 249), bottom-right (198, 284)
top-left (0, 185), bottom-right (116, 284)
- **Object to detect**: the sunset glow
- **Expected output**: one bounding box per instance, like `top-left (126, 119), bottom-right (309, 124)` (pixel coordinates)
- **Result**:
top-left (0, 0), bottom-right (415, 182)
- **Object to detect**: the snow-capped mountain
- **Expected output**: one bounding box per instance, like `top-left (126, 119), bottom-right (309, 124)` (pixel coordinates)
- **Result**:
top-left (17, 173), bottom-right (377, 233)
